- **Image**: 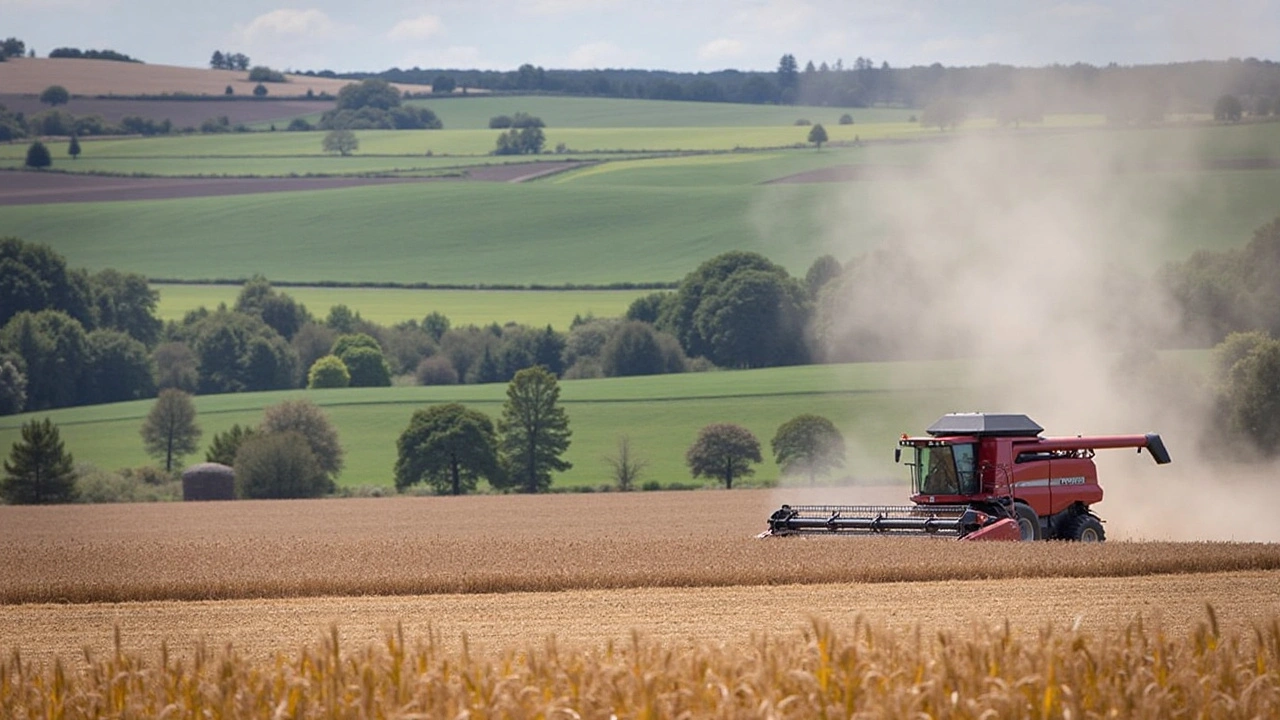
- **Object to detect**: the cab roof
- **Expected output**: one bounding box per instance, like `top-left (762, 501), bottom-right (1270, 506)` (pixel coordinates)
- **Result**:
top-left (926, 413), bottom-right (1044, 438)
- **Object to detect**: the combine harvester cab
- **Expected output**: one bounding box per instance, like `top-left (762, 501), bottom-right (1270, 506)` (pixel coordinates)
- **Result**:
top-left (763, 413), bottom-right (1170, 542)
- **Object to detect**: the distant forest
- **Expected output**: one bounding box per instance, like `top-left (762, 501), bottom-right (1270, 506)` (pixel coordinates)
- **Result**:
top-left (301, 56), bottom-right (1280, 117)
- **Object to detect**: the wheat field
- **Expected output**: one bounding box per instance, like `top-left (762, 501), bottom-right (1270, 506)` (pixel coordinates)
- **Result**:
top-left (3, 489), bottom-right (1280, 717)
top-left (4, 490), bottom-right (1280, 605)
top-left (2, 609), bottom-right (1278, 718)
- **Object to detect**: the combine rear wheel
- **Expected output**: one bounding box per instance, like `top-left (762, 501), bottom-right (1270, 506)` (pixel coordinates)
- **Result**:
top-left (1012, 503), bottom-right (1041, 541)
top-left (1063, 514), bottom-right (1106, 542)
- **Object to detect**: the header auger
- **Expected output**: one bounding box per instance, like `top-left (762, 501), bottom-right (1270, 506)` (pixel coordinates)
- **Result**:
top-left (762, 413), bottom-right (1171, 542)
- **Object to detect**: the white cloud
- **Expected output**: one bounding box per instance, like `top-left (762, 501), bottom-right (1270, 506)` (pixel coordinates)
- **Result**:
top-left (561, 41), bottom-right (640, 68)
top-left (400, 46), bottom-right (489, 70)
top-left (237, 8), bottom-right (340, 44)
top-left (1045, 3), bottom-right (1113, 22)
top-left (389, 14), bottom-right (444, 41)
top-left (733, 0), bottom-right (814, 35)
top-left (524, 0), bottom-right (618, 14)
top-left (231, 8), bottom-right (348, 69)
top-left (697, 38), bottom-right (745, 61)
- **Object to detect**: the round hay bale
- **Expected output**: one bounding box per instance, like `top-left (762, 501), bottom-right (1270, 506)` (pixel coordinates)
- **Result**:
top-left (182, 462), bottom-right (235, 501)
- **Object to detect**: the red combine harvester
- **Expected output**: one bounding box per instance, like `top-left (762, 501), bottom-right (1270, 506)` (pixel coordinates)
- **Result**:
top-left (762, 413), bottom-right (1171, 541)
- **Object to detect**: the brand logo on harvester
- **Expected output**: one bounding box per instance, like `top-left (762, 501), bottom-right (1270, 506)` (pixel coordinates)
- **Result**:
top-left (1015, 477), bottom-right (1089, 488)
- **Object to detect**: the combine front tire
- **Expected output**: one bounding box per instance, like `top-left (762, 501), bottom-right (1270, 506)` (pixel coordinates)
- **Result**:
top-left (1063, 514), bottom-right (1106, 542)
top-left (1013, 503), bottom-right (1042, 541)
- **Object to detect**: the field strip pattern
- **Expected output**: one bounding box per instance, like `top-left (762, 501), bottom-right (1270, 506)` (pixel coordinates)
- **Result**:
top-left (2, 571), bottom-right (1277, 666)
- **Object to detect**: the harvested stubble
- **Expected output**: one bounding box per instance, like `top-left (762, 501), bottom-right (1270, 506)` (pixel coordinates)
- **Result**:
top-left (2, 612), bottom-right (1278, 719)
top-left (3, 491), bottom-right (1280, 604)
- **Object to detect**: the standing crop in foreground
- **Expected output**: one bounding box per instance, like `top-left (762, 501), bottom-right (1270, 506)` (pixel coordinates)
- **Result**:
top-left (771, 414), bottom-right (845, 485)
top-left (498, 366), bottom-right (571, 493)
top-left (2, 417), bottom-right (77, 503)
top-left (396, 403), bottom-right (501, 495)
top-left (140, 389), bottom-right (201, 472)
top-left (686, 423), bottom-right (761, 489)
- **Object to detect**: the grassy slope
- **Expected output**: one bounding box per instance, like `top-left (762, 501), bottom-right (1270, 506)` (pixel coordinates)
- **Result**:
top-left (4, 157), bottom-right (1278, 284)
top-left (0, 361), bottom-right (985, 490)
top-left (316, 95), bottom-right (922, 129)
top-left (155, 285), bottom-right (648, 328)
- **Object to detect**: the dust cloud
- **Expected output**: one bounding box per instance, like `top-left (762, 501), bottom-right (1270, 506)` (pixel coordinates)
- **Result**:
top-left (788, 122), bottom-right (1280, 542)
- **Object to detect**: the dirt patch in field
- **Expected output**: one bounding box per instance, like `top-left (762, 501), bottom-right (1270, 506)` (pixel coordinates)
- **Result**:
top-left (0, 94), bottom-right (327, 128)
top-left (766, 156), bottom-right (1280, 184)
top-left (0, 162), bottom-right (589, 204)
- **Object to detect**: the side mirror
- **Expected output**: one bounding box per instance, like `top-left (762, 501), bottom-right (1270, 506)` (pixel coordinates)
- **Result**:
top-left (894, 448), bottom-right (901, 463)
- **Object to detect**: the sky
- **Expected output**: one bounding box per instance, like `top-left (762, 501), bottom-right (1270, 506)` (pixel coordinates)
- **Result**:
top-left (2, 0), bottom-right (1277, 74)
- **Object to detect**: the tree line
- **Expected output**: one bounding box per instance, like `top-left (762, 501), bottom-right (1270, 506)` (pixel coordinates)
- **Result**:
top-left (350, 56), bottom-right (1280, 117)
top-left (7, 214), bottom-right (1280, 457)
top-left (3, 364), bottom-right (851, 503)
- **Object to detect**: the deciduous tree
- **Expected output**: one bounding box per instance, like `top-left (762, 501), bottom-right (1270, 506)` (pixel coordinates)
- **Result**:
top-left (604, 435), bottom-right (647, 491)
top-left (260, 398), bottom-right (343, 481)
top-left (39, 85), bottom-right (69, 107)
top-left (1213, 331), bottom-right (1280, 456)
top-left (322, 129), bottom-right (358, 156)
top-left (1214, 94), bottom-right (1243, 122)
top-left (497, 366), bottom-right (571, 492)
top-left (2, 417), bottom-right (77, 504)
top-left (234, 431), bottom-right (328, 499)
top-left (395, 403), bottom-right (501, 494)
top-left (307, 355), bottom-right (350, 388)
top-left (771, 414), bottom-right (846, 485)
top-left (685, 423), bottom-right (761, 489)
top-left (808, 123), bottom-right (828, 148)
top-left (140, 388), bottom-right (201, 472)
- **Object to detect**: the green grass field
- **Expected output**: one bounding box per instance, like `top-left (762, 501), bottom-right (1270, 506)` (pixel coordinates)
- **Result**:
top-left (298, 95), bottom-right (924, 129)
top-left (5, 156), bottom-right (1278, 285)
top-left (0, 361), bottom-right (988, 490)
top-left (155, 284), bottom-right (649, 329)
top-left (0, 350), bottom-right (1208, 491)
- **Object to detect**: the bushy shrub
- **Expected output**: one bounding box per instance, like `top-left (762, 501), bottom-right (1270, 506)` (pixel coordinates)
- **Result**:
top-left (340, 345), bottom-right (391, 387)
top-left (488, 115), bottom-right (513, 129)
top-left (415, 355), bottom-right (458, 385)
top-left (248, 66), bottom-right (286, 83)
top-left (234, 431), bottom-right (329, 499)
top-left (307, 354), bottom-right (350, 388)
top-left (286, 117), bottom-right (313, 131)
top-left (75, 464), bottom-right (180, 503)
top-left (839, 113), bottom-right (854, 125)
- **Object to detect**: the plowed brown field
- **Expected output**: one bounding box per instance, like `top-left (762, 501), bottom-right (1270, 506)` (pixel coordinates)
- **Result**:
top-left (0, 57), bottom-right (423, 98)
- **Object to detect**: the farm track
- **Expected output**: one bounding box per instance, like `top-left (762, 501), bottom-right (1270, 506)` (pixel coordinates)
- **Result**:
top-left (0, 162), bottom-right (589, 204)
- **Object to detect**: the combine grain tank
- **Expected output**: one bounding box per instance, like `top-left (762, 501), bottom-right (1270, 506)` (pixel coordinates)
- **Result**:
top-left (762, 413), bottom-right (1171, 541)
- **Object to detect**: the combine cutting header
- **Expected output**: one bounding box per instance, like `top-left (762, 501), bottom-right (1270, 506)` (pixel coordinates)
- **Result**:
top-left (763, 413), bottom-right (1170, 542)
